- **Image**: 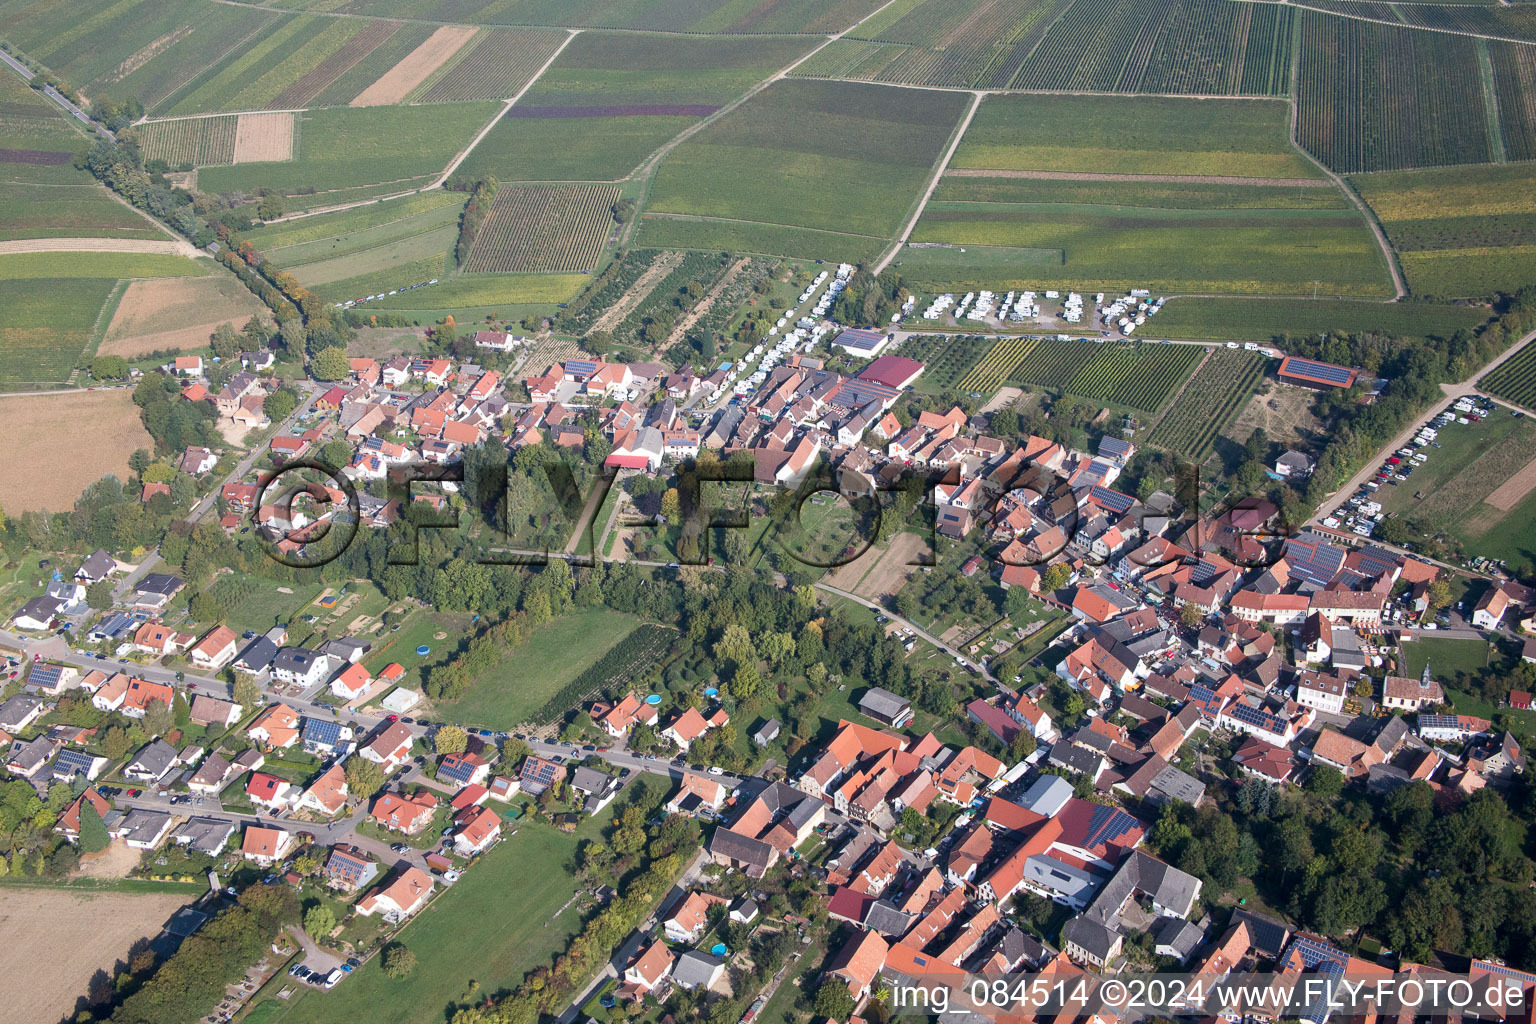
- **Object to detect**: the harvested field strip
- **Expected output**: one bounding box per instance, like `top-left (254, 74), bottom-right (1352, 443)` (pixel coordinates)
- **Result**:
top-left (99, 275), bottom-right (266, 359)
top-left (137, 116), bottom-right (238, 167)
top-left (465, 183), bottom-right (622, 274)
top-left (506, 104), bottom-right (722, 118)
top-left (1145, 348), bottom-right (1266, 458)
top-left (0, 238), bottom-right (189, 257)
top-left (232, 112), bottom-right (296, 164)
top-left (418, 28), bottom-right (567, 102)
top-left (271, 18), bottom-right (402, 109)
top-left (0, 887), bottom-right (193, 1024)
top-left (351, 25), bottom-right (478, 107)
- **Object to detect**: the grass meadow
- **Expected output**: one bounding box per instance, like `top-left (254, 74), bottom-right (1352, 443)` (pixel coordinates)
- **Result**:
top-left (435, 607), bottom-right (642, 728)
top-left (255, 774), bottom-right (671, 1024)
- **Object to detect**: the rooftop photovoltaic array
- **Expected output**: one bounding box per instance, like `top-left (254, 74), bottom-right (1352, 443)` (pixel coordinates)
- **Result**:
top-left (1279, 356), bottom-right (1356, 387)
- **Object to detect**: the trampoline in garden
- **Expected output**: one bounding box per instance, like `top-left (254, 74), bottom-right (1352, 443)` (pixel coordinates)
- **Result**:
top-left (416, 645), bottom-right (431, 656)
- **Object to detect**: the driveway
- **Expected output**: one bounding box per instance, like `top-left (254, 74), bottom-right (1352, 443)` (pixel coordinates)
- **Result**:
top-left (286, 925), bottom-right (343, 976)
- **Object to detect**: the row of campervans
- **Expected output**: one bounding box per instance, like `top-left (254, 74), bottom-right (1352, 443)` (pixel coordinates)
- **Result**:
top-left (1100, 292), bottom-right (1164, 334)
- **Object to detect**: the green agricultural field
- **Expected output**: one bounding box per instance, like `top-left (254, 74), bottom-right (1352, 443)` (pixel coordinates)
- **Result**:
top-left (417, 28), bottom-right (569, 103)
top-left (1145, 348), bottom-right (1268, 459)
top-left (309, 253), bottom-right (449, 303)
top-left (1484, 335), bottom-right (1536, 408)
top-left (436, 608), bottom-right (641, 728)
top-left (0, 0), bottom-right (286, 113)
top-left (162, 15), bottom-right (406, 115)
top-left (516, 32), bottom-right (815, 106)
top-left (909, 186), bottom-right (1392, 296)
top-left (0, 277), bottom-right (119, 384)
top-left (196, 102), bottom-right (501, 199)
top-left (1372, 409), bottom-right (1536, 575)
top-left (1151, 297), bottom-right (1491, 343)
top-left (362, 272), bottom-right (589, 310)
top-left (0, 72), bottom-right (96, 185)
top-left (245, 191), bottom-right (465, 251)
top-left (1015, 0), bottom-right (1296, 94)
top-left (632, 215), bottom-right (885, 263)
top-left (1297, 12), bottom-right (1494, 173)
top-left (290, 224), bottom-right (457, 288)
top-left (268, 203), bottom-right (463, 270)
top-left (258, 0), bottom-right (884, 34)
top-left (456, 32), bottom-right (816, 182)
top-left (798, 0), bottom-right (1070, 89)
top-left (646, 79), bottom-right (970, 241)
top-left (935, 177), bottom-right (1345, 210)
top-left (0, 181), bottom-right (164, 241)
top-left (0, 252), bottom-right (206, 280)
top-left (459, 113), bottom-right (700, 182)
top-left (950, 95), bottom-right (1323, 179)
top-left (1352, 163), bottom-right (1536, 298)
top-left (256, 775), bottom-right (673, 1024)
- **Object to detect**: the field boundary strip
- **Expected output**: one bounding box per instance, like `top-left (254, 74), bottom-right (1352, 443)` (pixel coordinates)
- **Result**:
top-left (874, 89), bottom-right (984, 273)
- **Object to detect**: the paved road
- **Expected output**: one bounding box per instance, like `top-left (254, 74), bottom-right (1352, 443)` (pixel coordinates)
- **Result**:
top-left (0, 49), bottom-right (110, 137)
top-left (116, 384), bottom-right (319, 598)
top-left (1307, 325), bottom-right (1536, 528)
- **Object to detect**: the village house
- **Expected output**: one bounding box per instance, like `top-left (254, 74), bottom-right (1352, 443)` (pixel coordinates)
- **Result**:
top-left (357, 866), bottom-right (433, 921)
top-left (240, 825), bottom-right (294, 866)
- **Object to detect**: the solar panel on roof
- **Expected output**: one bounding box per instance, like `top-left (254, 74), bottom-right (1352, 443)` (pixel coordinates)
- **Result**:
top-left (1084, 805), bottom-right (1141, 848)
top-left (54, 749), bottom-right (94, 774)
top-left (1088, 486), bottom-right (1134, 514)
top-left (302, 717), bottom-right (341, 746)
top-left (1228, 704), bottom-right (1282, 730)
top-left (29, 665), bottom-right (62, 686)
top-left (1280, 357), bottom-right (1355, 386)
